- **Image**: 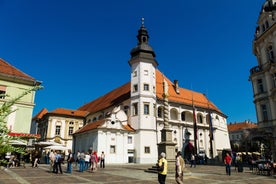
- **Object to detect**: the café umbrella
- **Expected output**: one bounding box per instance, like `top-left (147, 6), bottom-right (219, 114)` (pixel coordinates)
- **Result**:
top-left (44, 145), bottom-right (68, 150)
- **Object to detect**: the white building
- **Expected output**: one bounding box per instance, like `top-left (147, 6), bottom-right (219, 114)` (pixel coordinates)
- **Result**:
top-left (73, 21), bottom-right (231, 164)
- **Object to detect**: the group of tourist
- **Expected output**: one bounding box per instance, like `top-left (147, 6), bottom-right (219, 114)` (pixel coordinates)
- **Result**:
top-left (47, 149), bottom-right (106, 174)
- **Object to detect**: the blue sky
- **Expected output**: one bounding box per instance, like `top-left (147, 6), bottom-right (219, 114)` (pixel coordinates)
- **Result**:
top-left (0, 0), bottom-right (265, 123)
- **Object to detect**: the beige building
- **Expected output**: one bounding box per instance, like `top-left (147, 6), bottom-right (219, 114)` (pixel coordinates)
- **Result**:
top-left (33, 108), bottom-right (87, 150)
top-left (250, 0), bottom-right (276, 159)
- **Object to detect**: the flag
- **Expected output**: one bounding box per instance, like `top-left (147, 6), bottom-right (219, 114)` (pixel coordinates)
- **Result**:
top-left (209, 112), bottom-right (214, 140)
top-left (193, 105), bottom-right (198, 140)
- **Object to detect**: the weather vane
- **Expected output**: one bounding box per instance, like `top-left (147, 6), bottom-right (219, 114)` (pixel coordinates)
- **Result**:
top-left (141, 17), bottom-right (145, 26)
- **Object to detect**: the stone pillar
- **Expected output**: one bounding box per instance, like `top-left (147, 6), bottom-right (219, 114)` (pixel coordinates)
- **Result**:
top-left (158, 128), bottom-right (176, 173)
top-left (157, 79), bottom-right (176, 173)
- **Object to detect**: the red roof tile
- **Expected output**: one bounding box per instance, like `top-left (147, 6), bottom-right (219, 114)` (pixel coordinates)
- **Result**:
top-left (49, 108), bottom-right (88, 118)
top-left (74, 119), bottom-right (105, 134)
top-left (155, 70), bottom-right (220, 112)
top-left (32, 108), bottom-right (48, 120)
top-left (78, 82), bottom-right (130, 113)
top-left (78, 69), bottom-right (222, 114)
top-left (0, 58), bottom-right (35, 81)
top-left (74, 119), bottom-right (135, 135)
top-left (227, 121), bottom-right (257, 132)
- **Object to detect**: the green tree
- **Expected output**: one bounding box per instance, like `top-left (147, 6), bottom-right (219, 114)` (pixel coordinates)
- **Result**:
top-left (0, 86), bottom-right (42, 165)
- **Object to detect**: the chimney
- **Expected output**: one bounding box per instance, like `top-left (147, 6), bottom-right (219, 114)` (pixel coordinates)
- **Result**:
top-left (174, 80), bottom-right (180, 94)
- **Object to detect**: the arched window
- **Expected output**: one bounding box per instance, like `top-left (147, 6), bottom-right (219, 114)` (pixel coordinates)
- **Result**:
top-left (181, 111), bottom-right (186, 121)
top-left (157, 106), bottom-right (163, 118)
top-left (93, 117), bottom-right (97, 122)
top-left (170, 108), bottom-right (178, 120)
top-left (198, 114), bottom-right (203, 123)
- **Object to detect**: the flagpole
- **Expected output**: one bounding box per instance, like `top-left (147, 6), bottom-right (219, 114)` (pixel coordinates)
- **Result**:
top-left (192, 92), bottom-right (198, 155)
top-left (207, 100), bottom-right (214, 159)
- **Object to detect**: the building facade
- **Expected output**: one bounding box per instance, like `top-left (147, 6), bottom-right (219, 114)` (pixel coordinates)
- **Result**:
top-left (0, 58), bottom-right (40, 136)
top-left (34, 108), bottom-right (86, 151)
top-left (227, 121), bottom-right (257, 152)
top-left (250, 0), bottom-right (276, 160)
top-left (71, 22), bottom-right (231, 164)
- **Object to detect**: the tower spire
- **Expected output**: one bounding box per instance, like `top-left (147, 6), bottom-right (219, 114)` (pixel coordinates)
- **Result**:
top-left (141, 17), bottom-right (145, 27)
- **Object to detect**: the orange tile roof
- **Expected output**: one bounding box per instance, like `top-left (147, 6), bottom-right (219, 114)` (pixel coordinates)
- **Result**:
top-left (32, 108), bottom-right (48, 120)
top-left (0, 58), bottom-right (35, 81)
top-left (78, 82), bottom-right (130, 113)
top-left (49, 108), bottom-right (88, 118)
top-left (78, 69), bottom-right (222, 114)
top-left (227, 121), bottom-right (257, 132)
top-left (73, 119), bottom-right (135, 135)
top-left (155, 70), bottom-right (220, 112)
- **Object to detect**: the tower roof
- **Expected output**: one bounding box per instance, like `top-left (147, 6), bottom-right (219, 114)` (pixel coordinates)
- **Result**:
top-left (130, 18), bottom-right (156, 60)
top-left (261, 0), bottom-right (276, 13)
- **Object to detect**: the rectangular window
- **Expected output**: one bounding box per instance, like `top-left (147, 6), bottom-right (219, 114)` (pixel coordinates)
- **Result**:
top-left (144, 70), bottom-right (148, 75)
top-left (0, 86), bottom-right (6, 99)
top-left (133, 84), bottom-right (138, 92)
top-left (144, 146), bottom-right (150, 154)
top-left (261, 104), bottom-right (268, 121)
top-left (144, 103), bottom-right (150, 115)
top-left (133, 103), bottom-right (138, 116)
top-left (143, 84), bottom-right (149, 91)
top-left (273, 73), bottom-right (276, 88)
top-left (110, 145), bottom-right (116, 154)
top-left (257, 79), bottom-right (264, 93)
top-left (55, 125), bottom-right (61, 135)
top-left (128, 136), bottom-right (133, 144)
top-left (133, 71), bottom-right (137, 77)
top-left (68, 127), bottom-right (74, 135)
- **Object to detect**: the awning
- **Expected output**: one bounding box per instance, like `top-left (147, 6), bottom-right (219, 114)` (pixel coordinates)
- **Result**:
top-left (8, 132), bottom-right (41, 139)
top-left (10, 140), bottom-right (27, 146)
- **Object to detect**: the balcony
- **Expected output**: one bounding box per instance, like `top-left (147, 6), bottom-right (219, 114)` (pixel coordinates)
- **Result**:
top-left (250, 66), bottom-right (262, 75)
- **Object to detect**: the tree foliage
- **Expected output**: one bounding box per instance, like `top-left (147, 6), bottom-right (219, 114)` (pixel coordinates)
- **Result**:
top-left (0, 85), bottom-right (42, 165)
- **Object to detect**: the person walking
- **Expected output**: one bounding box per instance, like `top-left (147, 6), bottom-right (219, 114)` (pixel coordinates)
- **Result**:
top-left (49, 150), bottom-right (55, 172)
top-left (100, 151), bottom-right (105, 168)
top-left (157, 152), bottom-right (167, 184)
top-left (175, 151), bottom-right (185, 184)
top-left (53, 151), bottom-right (63, 174)
top-left (66, 150), bottom-right (73, 173)
top-left (78, 151), bottom-right (85, 172)
top-left (224, 153), bottom-right (232, 176)
top-left (190, 153), bottom-right (196, 168)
